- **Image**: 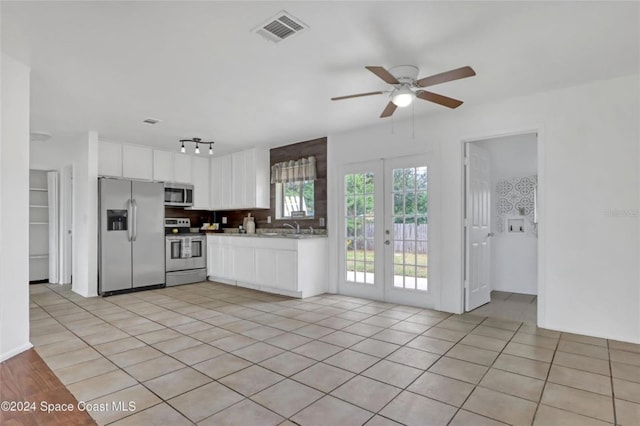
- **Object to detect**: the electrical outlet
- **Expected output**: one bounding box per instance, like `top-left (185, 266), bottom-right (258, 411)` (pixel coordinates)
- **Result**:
top-left (319, 217), bottom-right (325, 227)
top-left (222, 217), bottom-right (227, 224)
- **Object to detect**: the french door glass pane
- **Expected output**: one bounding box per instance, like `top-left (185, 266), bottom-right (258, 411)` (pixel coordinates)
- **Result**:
top-left (391, 166), bottom-right (428, 291)
top-left (344, 172), bottom-right (375, 285)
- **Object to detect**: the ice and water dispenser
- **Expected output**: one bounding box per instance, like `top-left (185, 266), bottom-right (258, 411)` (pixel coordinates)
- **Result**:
top-left (107, 210), bottom-right (128, 231)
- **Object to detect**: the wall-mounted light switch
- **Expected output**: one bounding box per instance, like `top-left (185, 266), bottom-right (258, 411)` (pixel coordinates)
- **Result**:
top-left (267, 216), bottom-right (271, 223)
top-left (222, 216), bottom-right (227, 224)
top-left (319, 217), bottom-right (325, 227)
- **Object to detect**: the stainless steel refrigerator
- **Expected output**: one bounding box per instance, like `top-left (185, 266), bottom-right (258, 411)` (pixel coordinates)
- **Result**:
top-left (99, 178), bottom-right (165, 295)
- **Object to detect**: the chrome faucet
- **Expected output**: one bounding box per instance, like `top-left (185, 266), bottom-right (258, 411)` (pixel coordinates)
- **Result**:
top-left (284, 222), bottom-right (300, 234)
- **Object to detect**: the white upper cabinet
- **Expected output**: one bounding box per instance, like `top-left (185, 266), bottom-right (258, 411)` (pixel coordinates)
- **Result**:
top-left (122, 145), bottom-right (153, 180)
top-left (190, 156), bottom-right (210, 210)
top-left (211, 148), bottom-right (269, 210)
top-left (210, 149), bottom-right (268, 210)
top-left (153, 150), bottom-right (174, 182)
top-left (98, 141), bottom-right (122, 177)
top-left (210, 154), bottom-right (232, 210)
top-left (232, 151), bottom-right (246, 208)
top-left (174, 154), bottom-right (192, 184)
top-left (153, 150), bottom-right (193, 184)
top-left (98, 140), bottom-right (267, 211)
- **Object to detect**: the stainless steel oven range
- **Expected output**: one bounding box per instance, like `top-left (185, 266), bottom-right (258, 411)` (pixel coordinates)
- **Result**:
top-left (165, 218), bottom-right (206, 286)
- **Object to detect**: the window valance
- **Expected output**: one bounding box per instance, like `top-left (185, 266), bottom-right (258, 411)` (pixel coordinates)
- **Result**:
top-left (271, 156), bottom-right (317, 184)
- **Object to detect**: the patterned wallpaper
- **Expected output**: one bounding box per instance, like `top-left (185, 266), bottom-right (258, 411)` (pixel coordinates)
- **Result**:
top-left (496, 175), bottom-right (538, 236)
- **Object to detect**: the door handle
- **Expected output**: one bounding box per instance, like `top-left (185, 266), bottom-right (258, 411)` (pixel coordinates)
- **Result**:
top-left (127, 199), bottom-right (133, 242)
top-left (132, 199), bottom-right (138, 241)
top-left (487, 232), bottom-right (495, 238)
top-left (384, 240), bottom-right (390, 245)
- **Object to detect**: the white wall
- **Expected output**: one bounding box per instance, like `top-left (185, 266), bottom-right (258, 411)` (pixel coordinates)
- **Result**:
top-left (31, 131), bottom-right (99, 297)
top-left (328, 73), bottom-right (640, 343)
top-left (0, 54), bottom-right (32, 361)
top-left (475, 134), bottom-right (537, 294)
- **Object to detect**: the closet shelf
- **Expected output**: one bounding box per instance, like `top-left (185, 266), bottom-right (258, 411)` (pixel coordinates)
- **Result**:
top-left (29, 254), bottom-right (49, 259)
top-left (30, 222), bottom-right (49, 225)
top-left (29, 187), bottom-right (47, 192)
top-left (29, 205), bottom-right (49, 208)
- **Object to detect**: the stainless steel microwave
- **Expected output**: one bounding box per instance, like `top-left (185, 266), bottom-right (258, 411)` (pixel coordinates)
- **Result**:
top-left (164, 182), bottom-right (193, 207)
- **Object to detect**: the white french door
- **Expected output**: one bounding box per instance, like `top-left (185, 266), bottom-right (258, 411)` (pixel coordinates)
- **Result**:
top-left (339, 155), bottom-right (434, 308)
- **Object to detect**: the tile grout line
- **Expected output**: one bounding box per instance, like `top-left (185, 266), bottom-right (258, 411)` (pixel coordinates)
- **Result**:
top-left (529, 326), bottom-right (561, 426)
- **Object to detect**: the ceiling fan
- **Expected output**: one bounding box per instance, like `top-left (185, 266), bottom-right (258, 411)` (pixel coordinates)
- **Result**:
top-left (331, 65), bottom-right (476, 118)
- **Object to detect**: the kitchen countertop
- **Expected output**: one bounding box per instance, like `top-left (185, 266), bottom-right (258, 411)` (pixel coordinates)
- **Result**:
top-left (206, 232), bottom-right (327, 239)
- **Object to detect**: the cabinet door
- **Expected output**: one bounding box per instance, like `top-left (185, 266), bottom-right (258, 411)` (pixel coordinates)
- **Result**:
top-left (221, 245), bottom-right (234, 279)
top-left (210, 157), bottom-right (222, 210)
top-left (253, 148), bottom-right (270, 209)
top-left (98, 141), bottom-right (122, 177)
top-left (255, 248), bottom-right (276, 288)
top-left (153, 150), bottom-right (174, 182)
top-left (232, 151), bottom-right (246, 208)
top-left (233, 246), bottom-right (255, 283)
top-left (208, 238), bottom-right (235, 279)
top-left (243, 149), bottom-right (256, 208)
top-left (174, 153), bottom-right (192, 184)
top-left (275, 250), bottom-right (297, 291)
top-left (191, 156), bottom-right (210, 210)
top-left (220, 154), bottom-right (233, 209)
top-left (122, 145), bottom-right (153, 180)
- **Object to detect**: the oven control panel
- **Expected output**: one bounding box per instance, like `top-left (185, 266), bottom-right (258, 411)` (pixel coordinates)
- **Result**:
top-left (164, 218), bottom-right (190, 228)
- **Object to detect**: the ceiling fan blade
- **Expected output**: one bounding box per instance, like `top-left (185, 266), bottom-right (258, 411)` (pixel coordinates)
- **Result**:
top-left (380, 101), bottom-right (397, 118)
top-left (416, 66), bottom-right (476, 88)
top-left (366, 66), bottom-right (400, 85)
top-left (416, 91), bottom-right (464, 109)
top-left (331, 91), bottom-right (384, 101)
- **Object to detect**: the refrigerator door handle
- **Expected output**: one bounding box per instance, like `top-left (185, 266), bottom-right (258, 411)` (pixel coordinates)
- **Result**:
top-left (132, 199), bottom-right (138, 241)
top-left (127, 199), bottom-right (133, 242)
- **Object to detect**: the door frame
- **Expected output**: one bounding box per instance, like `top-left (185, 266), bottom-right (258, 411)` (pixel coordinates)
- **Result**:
top-left (460, 127), bottom-right (546, 327)
top-left (337, 152), bottom-right (440, 309)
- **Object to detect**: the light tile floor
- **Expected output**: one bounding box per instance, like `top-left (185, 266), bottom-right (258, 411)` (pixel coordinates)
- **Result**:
top-left (29, 282), bottom-right (640, 426)
top-left (470, 291), bottom-right (537, 324)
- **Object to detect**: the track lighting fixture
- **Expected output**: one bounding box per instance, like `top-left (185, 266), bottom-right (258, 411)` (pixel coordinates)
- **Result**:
top-left (178, 137), bottom-right (215, 155)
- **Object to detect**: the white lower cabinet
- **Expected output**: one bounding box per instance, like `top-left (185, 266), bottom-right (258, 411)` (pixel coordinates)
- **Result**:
top-left (207, 235), bottom-right (327, 298)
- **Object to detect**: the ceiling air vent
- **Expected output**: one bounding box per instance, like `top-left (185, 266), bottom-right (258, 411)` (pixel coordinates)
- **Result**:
top-left (143, 118), bottom-right (161, 125)
top-left (253, 11), bottom-right (308, 43)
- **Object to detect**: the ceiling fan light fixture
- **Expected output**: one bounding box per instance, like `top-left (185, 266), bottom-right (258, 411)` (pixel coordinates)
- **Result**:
top-left (391, 86), bottom-right (414, 107)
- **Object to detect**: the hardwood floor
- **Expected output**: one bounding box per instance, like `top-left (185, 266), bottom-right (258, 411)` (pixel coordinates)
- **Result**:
top-left (0, 349), bottom-right (96, 425)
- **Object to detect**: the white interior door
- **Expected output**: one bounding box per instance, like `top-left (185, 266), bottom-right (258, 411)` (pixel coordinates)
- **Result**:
top-left (339, 156), bottom-right (434, 308)
top-left (465, 143), bottom-right (492, 311)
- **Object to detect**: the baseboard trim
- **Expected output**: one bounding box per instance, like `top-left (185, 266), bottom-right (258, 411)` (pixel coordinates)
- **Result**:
top-left (0, 342), bottom-right (34, 362)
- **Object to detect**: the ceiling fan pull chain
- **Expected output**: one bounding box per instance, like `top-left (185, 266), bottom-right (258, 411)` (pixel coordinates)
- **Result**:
top-left (412, 100), bottom-right (415, 140)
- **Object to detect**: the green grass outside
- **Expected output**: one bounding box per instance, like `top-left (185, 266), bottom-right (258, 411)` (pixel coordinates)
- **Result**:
top-left (346, 250), bottom-right (428, 277)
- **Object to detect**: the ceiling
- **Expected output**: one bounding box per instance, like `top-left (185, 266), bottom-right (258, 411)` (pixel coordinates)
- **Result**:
top-left (2, 1), bottom-right (638, 154)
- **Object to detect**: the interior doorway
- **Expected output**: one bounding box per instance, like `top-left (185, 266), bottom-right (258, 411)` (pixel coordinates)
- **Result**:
top-left (464, 132), bottom-right (538, 323)
top-left (28, 166), bottom-right (73, 285)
